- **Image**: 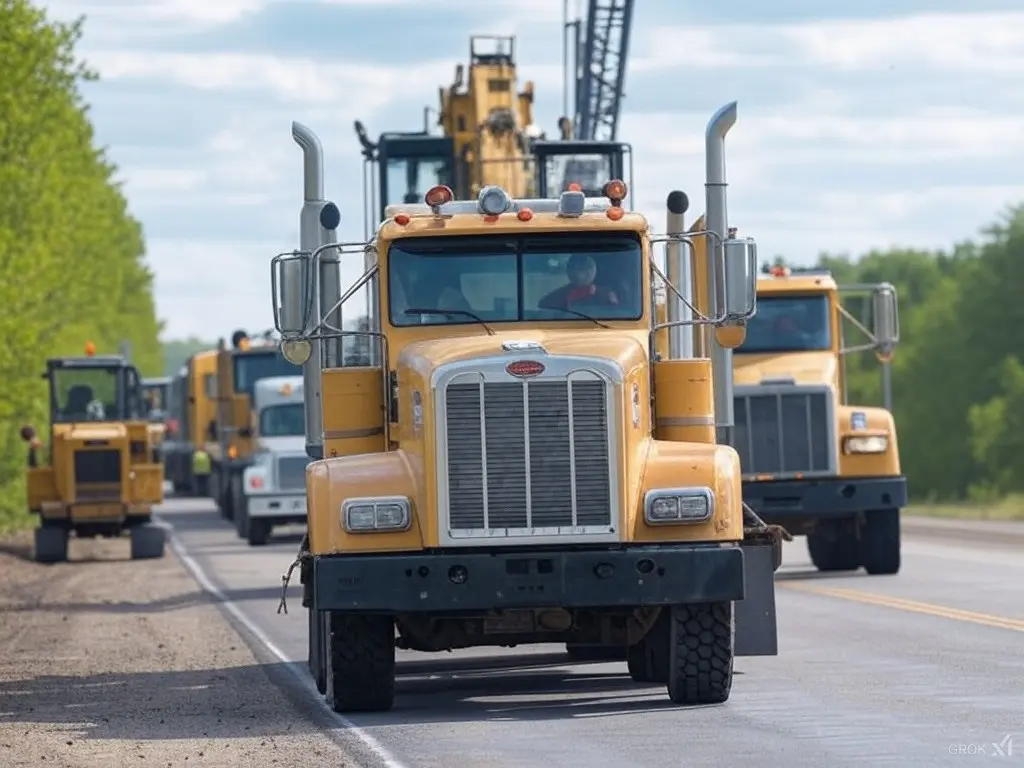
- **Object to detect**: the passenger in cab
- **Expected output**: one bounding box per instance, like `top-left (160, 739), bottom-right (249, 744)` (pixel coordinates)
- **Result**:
top-left (539, 254), bottom-right (619, 309)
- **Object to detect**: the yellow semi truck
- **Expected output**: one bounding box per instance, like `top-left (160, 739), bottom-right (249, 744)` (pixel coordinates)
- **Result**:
top-left (270, 102), bottom-right (780, 713)
top-left (730, 266), bottom-right (905, 574)
top-left (163, 349), bottom-right (217, 496)
top-left (22, 345), bottom-right (166, 562)
top-left (205, 332), bottom-right (301, 521)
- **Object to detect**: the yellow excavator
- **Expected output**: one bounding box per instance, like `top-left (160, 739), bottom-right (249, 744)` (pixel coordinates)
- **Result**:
top-left (353, 34), bottom-right (633, 235)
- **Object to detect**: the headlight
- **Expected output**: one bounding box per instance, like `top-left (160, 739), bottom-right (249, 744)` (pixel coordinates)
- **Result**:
top-left (643, 488), bottom-right (714, 525)
top-left (244, 469), bottom-right (267, 491)
top-left (843, 435), bottom-right (888, 454)
top-left (342, 496), bottom-right (412, 533)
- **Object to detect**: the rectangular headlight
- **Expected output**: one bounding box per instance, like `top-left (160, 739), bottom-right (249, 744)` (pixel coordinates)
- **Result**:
top-left (643, 488), bottom-right (714, 525)
top-left (843, 435), bottom-right (888, 454)
top-left (342, 496), bottom-right (412, 533)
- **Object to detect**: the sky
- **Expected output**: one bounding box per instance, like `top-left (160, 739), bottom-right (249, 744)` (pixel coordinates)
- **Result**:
top-left (42, 0), bottom-right (1024, 341)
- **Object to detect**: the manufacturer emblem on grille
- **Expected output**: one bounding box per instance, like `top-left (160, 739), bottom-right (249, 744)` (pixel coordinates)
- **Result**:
top-left (506, 360), bottom-right (545, 378)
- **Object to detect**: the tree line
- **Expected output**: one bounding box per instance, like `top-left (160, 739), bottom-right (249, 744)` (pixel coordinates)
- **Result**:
top-left (774, 204), bottom-right (1024, 502)
top-left (0, 0), bottom-right (163, 529)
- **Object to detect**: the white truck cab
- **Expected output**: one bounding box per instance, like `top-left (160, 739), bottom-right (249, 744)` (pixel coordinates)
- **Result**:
top-left (237, 375), bottom-right (310, 546)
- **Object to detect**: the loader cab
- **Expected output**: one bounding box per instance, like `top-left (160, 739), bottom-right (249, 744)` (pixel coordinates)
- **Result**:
top-left (355, 121), bottom-right (455, 233)
top-left (47, 356), bottom-right (144, 425)
top-left (531, 140), bottom-right (631, 202)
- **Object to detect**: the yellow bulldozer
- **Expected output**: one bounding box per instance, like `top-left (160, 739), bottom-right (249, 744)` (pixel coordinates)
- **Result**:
top-left (270, 99), bottom-right (780, 713)
top-left (22, 344), bottom-right (166, 563)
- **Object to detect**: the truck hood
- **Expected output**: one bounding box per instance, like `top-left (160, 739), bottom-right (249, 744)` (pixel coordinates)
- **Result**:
top-left (399, 329), bottom-right (648, 380)
top-left (254, 435), bottom-right (307, 454)
top-left (733, 351), bottom-right (839, 390)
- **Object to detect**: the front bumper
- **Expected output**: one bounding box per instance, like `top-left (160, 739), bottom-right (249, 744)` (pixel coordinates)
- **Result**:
top-left (743, 476), bottom-right (908, 522)
top-left (312, 543), bottom-right (746, 613)
top-left (246, 492), bottom-right (307, 520)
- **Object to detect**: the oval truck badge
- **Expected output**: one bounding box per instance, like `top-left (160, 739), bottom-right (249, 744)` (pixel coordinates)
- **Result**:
top-left (506, 360), bottom-right (545, 378)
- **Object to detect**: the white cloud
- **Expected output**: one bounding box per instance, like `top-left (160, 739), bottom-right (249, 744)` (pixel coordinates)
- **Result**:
top-left (52, 5), bottom-right (1024, 338)
top-left (634, 12), bottom-right (1024, 74)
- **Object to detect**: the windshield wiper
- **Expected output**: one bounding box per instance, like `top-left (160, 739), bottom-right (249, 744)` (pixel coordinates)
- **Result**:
top-left (404, 308), bottom-right (496, 335)
top-left (545, 306), bottom-right (611, 329)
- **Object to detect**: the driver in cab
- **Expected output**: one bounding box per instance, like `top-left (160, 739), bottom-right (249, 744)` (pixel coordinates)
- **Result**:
top-left (539, 254), bottom-right (619, 309)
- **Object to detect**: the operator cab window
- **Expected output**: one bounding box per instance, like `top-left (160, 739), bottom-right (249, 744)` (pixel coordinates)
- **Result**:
top-left (541, 153), bottom-right (615, 198)
top-left (232, 351), bottom-right (301, 398)
top-left (50, 364), bottom-right (131, 423)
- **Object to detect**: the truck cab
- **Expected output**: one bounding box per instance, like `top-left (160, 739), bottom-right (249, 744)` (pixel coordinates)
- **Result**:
top-left (235, 375), bottom-right (310, 546)
top-left (730, 266), bottom-right (905, 574)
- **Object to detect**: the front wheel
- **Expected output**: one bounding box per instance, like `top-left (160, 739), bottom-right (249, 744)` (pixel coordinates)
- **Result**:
top-left (325, 612), bottom-right (396, 713)
top-left (666, 602), bottom-right (734, 705)
top-left (861, 508), bottom-right (900, 575)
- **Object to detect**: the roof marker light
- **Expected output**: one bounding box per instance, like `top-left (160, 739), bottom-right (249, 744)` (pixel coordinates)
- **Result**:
top-left (394, 213), bottom-right (410, 225)
top-left (604, 179), bottom-right (627, 206)
top-left (424, 185), bottom-right (454, 210)
top-left (517, 207), bottom-right (533, 222)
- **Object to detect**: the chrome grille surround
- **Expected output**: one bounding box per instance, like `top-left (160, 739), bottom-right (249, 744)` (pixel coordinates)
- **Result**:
top-left (726, 384), bottom-right (837, 480)
top-left (434, 354), bottom-right (623, 547)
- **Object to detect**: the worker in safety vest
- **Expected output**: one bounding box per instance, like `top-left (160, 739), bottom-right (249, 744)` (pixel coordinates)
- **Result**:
top-left (192, 449), bottom-right (211, 495)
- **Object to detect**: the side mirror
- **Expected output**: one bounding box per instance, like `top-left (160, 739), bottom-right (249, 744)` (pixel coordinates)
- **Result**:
top-left (19, 425), bottom-right (36, 443)
top-left (721, 237), bottom-right (758, 321)
top-left (872, 283), bottom-right (899, 362)
top-left (272, 251), bottom-right (314, 337)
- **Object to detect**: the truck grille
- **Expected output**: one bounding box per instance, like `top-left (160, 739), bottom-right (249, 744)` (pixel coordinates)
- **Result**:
top-left (276, 455), bottom-right (310, 491)
top-left (444, 377), bottom-right (614, 536)
top-left (74, 449), bottom-right (121, 501)
top-left (727, 386), bottom-right (834, 478)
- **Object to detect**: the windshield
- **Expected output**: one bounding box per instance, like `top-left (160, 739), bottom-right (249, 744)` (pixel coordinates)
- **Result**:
top-left (384, 157), bottom-right (450, 207)
top-left (543, 153), bottom-right (614, 197)
top-left (142, 383), bottom-right (167, 413)
top-left (232, 350), bottom-right (301, 398)
top-left (738, 295), bottom-right (832, 353)
top-left (50, 364), bottom-right (133, 423)
top-left (258, 403), bottom-right (305, 437)
top-left (388, 232), bottom-right (644, 327)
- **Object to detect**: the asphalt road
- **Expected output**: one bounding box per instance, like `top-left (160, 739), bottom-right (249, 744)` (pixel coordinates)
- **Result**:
top-left (157, 498), bottom-right (1024, 768)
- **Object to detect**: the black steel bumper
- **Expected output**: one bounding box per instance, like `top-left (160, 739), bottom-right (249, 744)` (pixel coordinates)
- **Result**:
top-left (743, 476), bottom-right (908, 522)
top-left (312, 544), bottom-right (747, 613)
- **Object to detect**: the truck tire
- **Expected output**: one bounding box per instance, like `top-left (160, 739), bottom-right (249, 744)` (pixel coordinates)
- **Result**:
top-left (666, 602), bottom-right (733, 705)
top-left (308, 608), bottom-right (327, 694)
top-left (130, 523), bottom-right (166, 560)
top-left (325, 612), bottom-right (395, 713)
top-left (34, 524), bottom-right (69, 564)
top-left (247, 518), bottom-right (271, 547)
top-left (627, 610), bottom-right (670, 684)
top-left (807, 528), bottom-right (860, 572)
top-left (861, 508), bottom-right (900, 575)
top-left (234, 492), bottom-right (249, 539)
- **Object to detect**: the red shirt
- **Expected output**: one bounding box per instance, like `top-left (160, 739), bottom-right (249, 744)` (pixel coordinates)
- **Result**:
top-left (540, 283), bottom-right (619, 309)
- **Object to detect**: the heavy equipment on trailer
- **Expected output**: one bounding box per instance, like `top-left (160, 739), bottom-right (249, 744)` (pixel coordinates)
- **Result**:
top-left (270, 99), bottom-right (780, 714)
top-left (206, 331), bottom-right (301, 522)
top-left (21, 343), bottom-right (166, 563)
top-left (234, 375), bottom-right (310, 546)
top-left (729, 266), bottom-right (905, 574)
top-left (353, 10), bottom-right (635, 233)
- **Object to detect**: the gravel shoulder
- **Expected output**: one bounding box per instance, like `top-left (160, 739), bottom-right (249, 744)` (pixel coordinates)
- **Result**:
top-left (0, 530), bottom-right (354, 768)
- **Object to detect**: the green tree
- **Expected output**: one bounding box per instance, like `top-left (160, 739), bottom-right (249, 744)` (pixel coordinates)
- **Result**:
top-left (0, 0), bottom-right (162, 529)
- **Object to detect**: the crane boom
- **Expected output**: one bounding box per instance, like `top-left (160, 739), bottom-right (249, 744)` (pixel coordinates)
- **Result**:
top-left (570, 0), bottom-right (635, 141)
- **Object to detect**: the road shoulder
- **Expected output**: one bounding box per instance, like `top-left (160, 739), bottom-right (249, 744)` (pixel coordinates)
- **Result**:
top-left (0, 531), bottom-right (354, 768)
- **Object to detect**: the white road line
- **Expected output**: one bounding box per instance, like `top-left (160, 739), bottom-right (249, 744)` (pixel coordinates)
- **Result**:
top-left (157, 514), bottom-right (409, 768)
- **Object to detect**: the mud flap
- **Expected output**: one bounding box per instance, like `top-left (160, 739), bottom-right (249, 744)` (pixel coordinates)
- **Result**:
top-left (734, 542), bottom-right (778, 656)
